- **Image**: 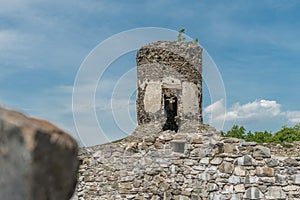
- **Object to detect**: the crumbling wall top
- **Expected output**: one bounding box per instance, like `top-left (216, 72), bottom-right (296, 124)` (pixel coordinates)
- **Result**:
top-left (137, 40), bottom-right (202, 73)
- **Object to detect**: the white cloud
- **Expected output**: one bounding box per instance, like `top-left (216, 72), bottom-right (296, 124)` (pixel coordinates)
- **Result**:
top-left (226, 100), bottom-right (281, 121)
top-left (285, 111), bottom-right (300, 124)
top-left (204, 99), bottom-right (299, 131)
top-left (204, 99), bottom-right (226, 128)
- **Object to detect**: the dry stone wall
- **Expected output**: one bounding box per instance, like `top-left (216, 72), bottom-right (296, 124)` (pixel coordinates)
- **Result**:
top-left (73, 126), bottom-right (300, 200)
top-left (72, 41), bottom-right (300, 200)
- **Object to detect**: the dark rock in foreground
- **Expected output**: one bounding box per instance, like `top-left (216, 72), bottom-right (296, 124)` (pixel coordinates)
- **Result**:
top-left (0, 105), bottom-right (79, 200)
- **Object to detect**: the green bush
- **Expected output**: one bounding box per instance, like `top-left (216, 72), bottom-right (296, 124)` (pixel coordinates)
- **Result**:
top-left (224, 125), bottom-right (246, 139)
top-left (222, 123), bottom-right (300, 144)
top-left (245, 131), bottom-right (273, 143)
top-left (272, 125), bottom-right (300, 143)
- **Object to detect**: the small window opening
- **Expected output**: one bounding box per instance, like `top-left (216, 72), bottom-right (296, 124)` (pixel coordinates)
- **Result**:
top-left (172, 142), bottom-right (185, 153)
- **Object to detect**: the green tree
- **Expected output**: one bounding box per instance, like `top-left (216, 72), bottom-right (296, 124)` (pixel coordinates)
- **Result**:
top-left (223, 125), bottom-right (246, 139)
top-left (272, 125), bottom-right (300, 143)
top-left (244, 131), bottom-right (254, 142)
top-left (222, 123), bottom-right (300, 144)
top-left (249, 131), bottom-right (273, 143)
top-left (293, 123), bottom-right (300, 132)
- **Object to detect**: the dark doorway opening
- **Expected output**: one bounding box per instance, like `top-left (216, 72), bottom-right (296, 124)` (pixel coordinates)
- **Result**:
top-left (162, 90), bottom-right (179, 132)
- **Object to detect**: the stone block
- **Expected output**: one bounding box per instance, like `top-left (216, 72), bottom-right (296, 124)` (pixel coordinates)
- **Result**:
top-left (253, 146), bottom-right (271, 158)
top-left (265, 158), bottom-right (278, 167)
top-left (275, 174), bottom-right (287, 184)
top-left (245, 175), bottom-right (259, 184)
top-left (158, 131), bottom-right (174, 141)
top-left (283, 185), bottom-right (299, 191)
top-left (210, 157), bottom-right (223, 165)
top-left (184, 159), bottom-right (197, 166)
top-left (256, 167), bottom-right (274, 177)
top-left (207, 166), bottom-right (218, 174)
top-left (241, 142), bottom-right (257, 146)
top-left (222, 185), bottom-right (233, 194)
top-left (234, 184), bottom-right (245, 193)
top-left (224, 143), bottom-right (237, 153)
top-left (284, 157), bottom-right (299, 167)
top-left (292, 174), bottom-right (300, 185)
top-left (121, 176), bottom-right (135, 182)
top-left (260, 177), bottom-right (275, 184)
top-left (243, 187), bottom-right (263, 199)
top-left (228, 175), bottom-right (241, 184)
top-left (231, 193), bottom-right (243, 200)
top-left (219, 161), bottom-right (234, 174)
top-left (199, 172), bottom-right (211, 181)
top-left (200, 157), bottom-right (210, 165)
top-left (207, 185), bottom-right (219, 193)
top-left (234, 166), bottom-right (246, 176)
top-left (222, 138), bottom-right (240, 143)
top-left (235, 155), bottom-right (253, 166)
top-left (190, 137), bottom-right (202, 144)
top-left (0, 106), bottom-right (78, 200)
top-left (192, 165), bottom-right (205, 171)
top-left (265, 186), bottom-right (286, 199)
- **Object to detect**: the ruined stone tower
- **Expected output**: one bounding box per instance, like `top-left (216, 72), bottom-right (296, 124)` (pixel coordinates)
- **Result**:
top-left (134, 41), bottom-right (203, 135)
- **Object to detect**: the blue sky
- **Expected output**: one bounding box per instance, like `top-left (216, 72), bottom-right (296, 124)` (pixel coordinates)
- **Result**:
top-left (1, 0), bottom-right (299, 146)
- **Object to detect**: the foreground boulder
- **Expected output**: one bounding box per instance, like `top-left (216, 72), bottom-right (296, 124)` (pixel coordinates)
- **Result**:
top-left (0, 105), bottom-right (79, 200)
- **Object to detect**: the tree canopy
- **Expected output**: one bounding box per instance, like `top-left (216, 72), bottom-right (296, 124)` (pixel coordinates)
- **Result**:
top-left (221, 123), bottom-right (300, 144)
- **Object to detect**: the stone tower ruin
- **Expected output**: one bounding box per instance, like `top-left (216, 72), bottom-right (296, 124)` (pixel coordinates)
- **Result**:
top-left (73, 41), bottom-right (300, 200)
top-left (135, 41), bottom-right (203, 135)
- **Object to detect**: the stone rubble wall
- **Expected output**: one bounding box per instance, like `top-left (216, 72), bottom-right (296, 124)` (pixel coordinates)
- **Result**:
top-left (136, 41), bottom-right (202, 85)
top-left (73, 126), bottom-right (300, 200)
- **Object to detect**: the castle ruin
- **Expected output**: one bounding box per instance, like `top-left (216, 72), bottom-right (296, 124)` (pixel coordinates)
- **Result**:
top-left (134, 41), bottom-right (203, 136)
top-left (72, 41), bottom-right (300, 200)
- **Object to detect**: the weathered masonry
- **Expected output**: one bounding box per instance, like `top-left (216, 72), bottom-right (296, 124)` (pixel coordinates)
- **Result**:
top-left (135, 41), bottom-right (203, 135)
top-left (72, 41), bottom-right (300, 200)
top-left (74, 130), bottom-right (300, 200)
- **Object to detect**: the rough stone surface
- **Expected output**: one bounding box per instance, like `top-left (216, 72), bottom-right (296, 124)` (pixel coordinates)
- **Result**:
top-left (244, 187), bottom-right (263, 199)
top-left (292, 174), bottom-right (300, 185)
top-left (72, 41), bottom-right (300, 200)
top-left (256, 167), bottom-right (274, 177)
top-left (235, 155), bottom-right (253, 166)
top-left (253, 146), bottom-right (271, 158)
top-left (73, 129), bottom-right (300, 200)
top-left (0, 105), bottom-right (79, 200)
top-left (219, 161), bottom-right (234, 174)
top-left (135, 41), bottom-right (203, 135)
top-left (265, 186), bottom-right (286, 199)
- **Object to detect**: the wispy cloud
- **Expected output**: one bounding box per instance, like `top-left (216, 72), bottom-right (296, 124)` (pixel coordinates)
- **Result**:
top-left (285, 111), bottom-right (300, 124)
top-left (0, 0), bottom-right (299, 146)
top-left (0, 30), bottom-right (30, 50)
top-left (0, 0), bottom-right (30, 14)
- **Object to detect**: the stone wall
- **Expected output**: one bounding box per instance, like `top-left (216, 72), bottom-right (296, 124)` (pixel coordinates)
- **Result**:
top-left (135, 41), bottom-right (203, 135)
top-left (73, 127), bottom-right (300, 200)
